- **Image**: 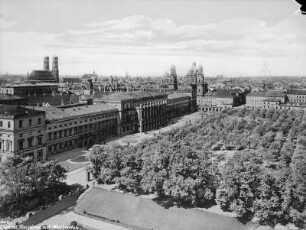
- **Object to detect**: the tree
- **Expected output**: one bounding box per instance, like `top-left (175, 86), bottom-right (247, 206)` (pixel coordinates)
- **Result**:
top-left (216, 151), bottom-right (263, 221)
top-left (0, 156), bottom-right (67, 218)
top-left (253, 173), bottom-right (283, 226)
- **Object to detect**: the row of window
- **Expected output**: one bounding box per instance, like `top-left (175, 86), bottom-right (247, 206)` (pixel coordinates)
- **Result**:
top-left (48, 114), bottom-right (116, 130)
top-left (122, 99), bottom-right (166, 110)
top-left (288, 95), bottom-right (306, 98)
top-left (0, 121), bottom-right (11, 128)
top-left (0, 118), bottom-right (42, 129)
top-left (18, 136), bottom-right (43, 150)
top-left (48, 120), bottom-right (117, 141)
top-left (18, 118), bottom-right (42, 128)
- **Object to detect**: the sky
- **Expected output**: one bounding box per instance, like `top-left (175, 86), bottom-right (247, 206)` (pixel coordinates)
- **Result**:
top-left (0, 0), bottom-right (305, 77)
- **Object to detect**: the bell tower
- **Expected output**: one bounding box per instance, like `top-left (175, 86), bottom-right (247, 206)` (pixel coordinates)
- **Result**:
top-left (197, 65), bottom-right (207, 96)
top-left (187, 61), bottom-right (198, 112)
top-left (52, 56), bottom-right (59, 83)
top-left (169, 65), bottom-right (178, 91)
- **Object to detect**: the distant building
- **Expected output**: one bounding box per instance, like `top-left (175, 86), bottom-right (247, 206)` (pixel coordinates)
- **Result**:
top-left (245, 91), bottom-right (287, 109)
top-left (62, 77), bottom-right (82, 83)
top-left (0, 105), bottom-right (46, 161)
top-left (96, 91), bottom-right (168, 134)
top-left (199, 89), bottom-right (245, 112)
top-left (286, 90), bottom-right (306, 105)
top-left (0, 83), bottom-right (58, 96)
top-left (27, 56), bottom-right (59, 83)
top-left (162, 65), bottom-right (178, 91)
top-left (0, 94), bottom-right (28, 105)
top-left (187, 62), bottom-right (198, 112)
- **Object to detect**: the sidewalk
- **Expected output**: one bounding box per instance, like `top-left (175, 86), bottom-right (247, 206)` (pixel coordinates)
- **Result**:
top-left (38, 211), bottom-right (129, 230)
top-left (22, 194), bottom-right (79, 226)
top-left (49, 148), bottom-right (88, 162)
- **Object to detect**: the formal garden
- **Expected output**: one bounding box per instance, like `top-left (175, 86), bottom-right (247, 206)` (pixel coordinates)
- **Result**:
top-left (88, 107), bottom-right (306, 229)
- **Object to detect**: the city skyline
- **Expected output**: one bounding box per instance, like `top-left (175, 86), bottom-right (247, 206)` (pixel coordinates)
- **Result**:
top-left (0, 0), bottom-right (305, 77)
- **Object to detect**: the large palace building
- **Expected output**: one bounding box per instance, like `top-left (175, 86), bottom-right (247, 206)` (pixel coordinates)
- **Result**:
top-left (32, 104), bottom-right (118, 156)
top-left (95, 91), bottom-right (168, 134)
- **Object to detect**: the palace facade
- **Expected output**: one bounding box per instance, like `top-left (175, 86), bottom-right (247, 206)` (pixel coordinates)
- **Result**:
top-left (96, 91), bottom-right (168, 134)
top-left (0, 105), bottom-right (46, 162)
top-left (32, 104), bottom-right (118, 157)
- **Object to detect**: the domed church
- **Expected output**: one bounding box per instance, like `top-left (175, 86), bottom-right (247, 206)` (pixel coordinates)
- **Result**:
top-left (27, 56), bottom-right (59, 83)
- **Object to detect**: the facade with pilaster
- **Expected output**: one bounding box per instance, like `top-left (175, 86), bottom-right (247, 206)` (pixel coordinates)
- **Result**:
top-left (167, 93), bottom-right (191, 120)
top-left (31, 104), bottom-right (118, 157)
top-left (96, 92), bottom-right (168, 134)
top-left (0, 105), bottom-right (46, 162)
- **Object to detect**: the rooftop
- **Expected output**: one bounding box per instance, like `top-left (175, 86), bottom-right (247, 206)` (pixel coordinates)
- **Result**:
top-left (29, 103), bottom-right (117, 121)
top-left (0, 105), bottom-right (45, 118)
top-left (287, 90), bottom-right (306, 95)
top-left (3, 83), bottom-right (58, 87)
top-left (28, 70), bottom-right (56, 82)
top-left (97, 91), bottom-right (166, 102)
top-left (247, 91), bottom-right (286, 97)
top-left (205, 90), bottom-right (241, 98)
top-left (0, 94), bottom-right (25, 100)
top-left (168, 93), bottom-right (190, 100)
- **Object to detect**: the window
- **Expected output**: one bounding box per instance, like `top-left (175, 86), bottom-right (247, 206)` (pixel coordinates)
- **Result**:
top-left (38, 118), bottom-right (41, 124)
top-left (48, 133), bottom-right (52, 141)
top-left (28, 138), bottom-right (34, 148)
top-left (19, 120), bottom-right (23, 128)
top-left (37, 150), bottom-right (43, 161)
top-left (29, 119), bottom-right (32, 126)
top-left (8, 121), bottom-right (11, 128)
top-left (37, 136), bottom-right (42, 145)
top-left (0, 121), bottom-right (2, 127)
top-left (18, 140), bottom-right (24, 150)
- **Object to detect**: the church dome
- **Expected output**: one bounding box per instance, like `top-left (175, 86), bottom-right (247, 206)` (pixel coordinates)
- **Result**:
top-left (28, 70), bottom-right (56, 83)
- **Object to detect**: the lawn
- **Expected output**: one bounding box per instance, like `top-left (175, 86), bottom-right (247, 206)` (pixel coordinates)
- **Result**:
top-left (75, 188), bottom-right (257, 230)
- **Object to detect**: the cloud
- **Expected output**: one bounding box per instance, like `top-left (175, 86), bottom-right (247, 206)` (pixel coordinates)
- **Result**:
top-left (47, 14), bottom-right (305, 58)
top-left (1, 13), bottom-right (306, 75)
top-left (0, 19), bottom-right (16, 30)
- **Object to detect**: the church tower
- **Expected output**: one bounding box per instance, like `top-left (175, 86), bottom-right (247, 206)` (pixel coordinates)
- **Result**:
top-left (187, 61), bottom-right (198, 112)
top-left (169, 65), bottom-right (178, 91)
top-left (52, 56), bottom-right (59, 83)
top-left (196, 65), bottom-right (207, 96)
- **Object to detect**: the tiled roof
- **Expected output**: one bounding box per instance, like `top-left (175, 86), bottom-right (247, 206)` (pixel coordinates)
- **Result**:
top-left (4, 83), bottom-right (58, 87)
top-left (30, 103), bottom-right (117, 121)
top-left (98, 91), bottom-right (166, 102)
top-left (247, 92), bottom-right (266, 97)
top-left (168, 93), bottom-right (190, 99)
top-left (27, 94), bottom-right (80, 106)
top-left (247, 91), bottom-right (286, 98)
top-left (205, 90), bottom-right (240, 98)
top-left (0, 105), bottom-right (45, 118)
top-left (0, 94), bottom-right (24, 100)
top-left (287, 90), bottom-right (306, 95)
top-left (265, 91), bottom-right (286, 97)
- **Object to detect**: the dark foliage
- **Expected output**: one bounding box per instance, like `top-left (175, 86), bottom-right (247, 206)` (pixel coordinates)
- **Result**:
top-left (90, 108), bottom-right (306, 228)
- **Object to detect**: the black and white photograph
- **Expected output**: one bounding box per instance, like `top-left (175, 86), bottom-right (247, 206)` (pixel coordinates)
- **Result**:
top-left (0, 0), bottom-right (305, 229)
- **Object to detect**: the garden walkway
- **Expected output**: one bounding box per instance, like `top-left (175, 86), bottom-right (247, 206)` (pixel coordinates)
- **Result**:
top-left (22, 194), bottom-right (79, 226)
